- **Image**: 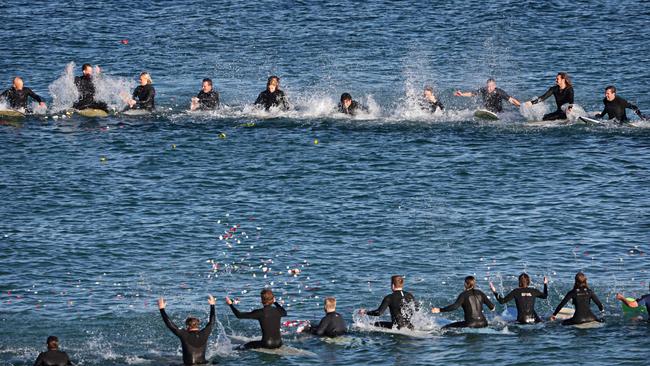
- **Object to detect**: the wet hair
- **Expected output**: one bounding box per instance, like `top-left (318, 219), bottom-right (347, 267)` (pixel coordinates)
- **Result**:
top-left (573, 272), bottom-right (588, 290)
top-left (46, 336), bottom-right (58, 349)
top-left (486, 78), bottom-right (496, 84)
top-left (424, 86), bottom-right (434, 93)
top-left (267, 75), bottom-right (280, 87)
top-left (261, 289), bottom-right (274, 305)
top-left (324, 297), bottom-right (336, 312)
top-left (605, 85), bottom-right (616, 94)
top-left (464, 276), bottom-right (476, 289)
top-left (202, 78), bottom-right (213, 86)
top-left (82, 63), bottom-right (92, 72)
top-left (340, 93), bottom-right (352, 102)
top-left (391, 275), bottom-right (404, 288)
top-left (557, 72), bottom-right (572, 88)
top-left (518, 273), bottom-right (531, 288)
top-left (185, 317), bottom-right (200, 329)
top-left (140, 72), bottom-right (153, 84)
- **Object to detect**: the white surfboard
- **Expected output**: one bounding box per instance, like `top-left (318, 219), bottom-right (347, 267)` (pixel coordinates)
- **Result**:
top-left (229, 335), bottom-right (317, 357)
top-left (578, 116), bottom-right (605, 125)
top-left (474, 109), bottom-right (499, 120)
top-left (122, 109), bottom-right (152, 116)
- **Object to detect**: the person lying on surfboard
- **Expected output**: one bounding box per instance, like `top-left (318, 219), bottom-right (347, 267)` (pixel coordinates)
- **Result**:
top-left (0, 76), bottom-right (46, 112)
top-left (73, 63), bottom-right (109, 113)
top-left (254, 75), bottom-right (290, 111)
top-left (359, 275), bottom-right (418, 330)
top-left (190, 78), bottom-right (220, 111)
top-left (454, 78), bottom-right (520, 113)
top-left (126, 72), bottom-right (156, 111)
top-left (300, 297), bottom-right (347, 337)
top-left (527, 72), bottom-right (574, 121)
top-left (432, 275), bottom-right (495, 329)
top-left (595, 85), bottom-right (645, 122)
top-left (550, 272), bottom-right (604, 325)
top-left (338, 93), bottom-right (368, 116)
top-left (226, 289), bottom-right (287, 349)
top-left (616, 284), bottom-right (650, 321)
top-left (421, 86), bottom-right (444, 113)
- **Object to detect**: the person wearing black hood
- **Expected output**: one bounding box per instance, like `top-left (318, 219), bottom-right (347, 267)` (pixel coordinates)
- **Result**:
top-left (73, 63), bottom-right (109, 112)
top-left (338, 93), bottom-right (367, 116)
top-left (254, 75), bottom-right (289, 111)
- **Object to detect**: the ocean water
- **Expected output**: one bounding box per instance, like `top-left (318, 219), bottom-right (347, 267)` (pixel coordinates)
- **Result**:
top-left (1, 1), bottom-right (649, 365)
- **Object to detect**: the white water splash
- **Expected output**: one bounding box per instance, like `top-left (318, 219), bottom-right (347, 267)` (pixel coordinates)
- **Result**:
top-left (48, 62), bottom-right (79, 113)
top-left (94, 69), bottom-right (134, 111)
top-left (520, 101), bottom-right (549, 121)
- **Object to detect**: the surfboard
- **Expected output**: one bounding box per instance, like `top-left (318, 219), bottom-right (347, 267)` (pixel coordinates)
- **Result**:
top-left (77, 108), bottom-right (109, 118)
top-left (122, 109), bottom-right (152, 116)
top-left (578, 116), bottom-right (605, 125)
top-left (228, 335), bottom-right (317, 357)
top-left (555, 307), bottom-right (575, 320)
top-left (622, 297), bottom-right (647, 315)
top-left (474, 109), bottom-right (499, 120)
top-left (0, 109), bottom-right (26, 118)
top-left (572, 321), bottom-right (604, 329)
top-left (352, 322), bottom-right (434, 338)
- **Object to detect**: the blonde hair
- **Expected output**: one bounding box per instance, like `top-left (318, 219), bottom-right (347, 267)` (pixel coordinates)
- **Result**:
top-left (140, 72), bottom-right (153, 85)
top-left (324, 297), bottom-right (336, 312)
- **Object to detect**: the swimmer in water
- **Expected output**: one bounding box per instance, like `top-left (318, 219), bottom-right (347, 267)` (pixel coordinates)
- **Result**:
top-left (432, 275), bottom-right (495, 328)
top-left (0, 77), bottom-right (46, 112)
top-left (595, 85), bottom-right (645, 122)
top-left (550, 272), bottom-right (604, 325)
top-left (454, 78), bottom-right (520, 113)
top-left (420, 86), bottom-right (444, 113)
top-left (254, 75), bottom-right (290, 111)
top-left (72, 63), bottom-right (109, 112)
top-left (226, 289), bottom-right (287, 349)
top-left (338, 93), bottom-right (368, 116)
top-left (490, 273), bottom-right (548, 324)
top-left (359, 275), bottom-right (418, 330)
top-left (615, 283), bottom-right (650, 321)
top-left (190, 78), bottom-right (220, 111)
top-left (127, 72), bottom-right (155, 111)
top-left (33, 336), bottom-right (74, 366)
top-left (158, 295), bottom-right (216, 365)
top-left (527, 72), bottom-right (574, 120)
top-left (300, 297), bottom-right (347, 337)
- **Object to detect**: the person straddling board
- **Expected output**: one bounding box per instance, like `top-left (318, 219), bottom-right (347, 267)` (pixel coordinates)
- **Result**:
top-left (0, 77), bottom-right (46, 112)
top-left (226, 289), bottom-right (287, 349)
top-left (158, 295), bottom-right (216, 365)
top-left (490, 273), bottom-right (548, 324)
top-left (454, 78), bottom-right (520, 113)
top-left (33, 336), bottom-right (74, 366)
top-left (338, 93), bottom-right (368, 116)
top-left (527, 72), bottom-right (574, 120)
top-left (615, 283), bottom-right (650, 321)
top-left (300, 297), bottom-right (347, 337)
top-left (550, 272), bottom-right (604, 325)
top-left (190, 78), bottom-right (220, 111)
top-left (595, 85), bottom-right (645, 122)
top-left (420, 86), bottom-right (444, 113)
top-left (432, 275), bottom-right (495, 329)
top-left (359, 275), bottom-right (418, 330)
top-left (126, 72), bottom-right (156, 111)
top-left (73, 63), bottom-right (109, 113)
top-left (254, 76), bottom-right (290, 111)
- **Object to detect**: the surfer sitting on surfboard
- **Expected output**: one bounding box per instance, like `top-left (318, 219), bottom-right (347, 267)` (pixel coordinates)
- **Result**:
top-left (550, 272), bottom-right (604, 325)
top-left (338, 93), bottom-right (368, 116)
top-left (454, 78), bottom-right (520, 113)
top-left (616, 284), bottom-right (650, 320)
top-left (527, 72), bottom-right (574, 121)
top-left (432, 275), bottom-right (495, 329)
top-left (226, 289), bottom-right (287, 349)
top-left (420, 86), bottom-right (444, 113)
top-left (73, 64), bottom-right (109, 113)
top-left (490, 273), bottom-right (548, 324)
top-left (254, 76), bottom-right (290, 111)
top-left (300, 297), bottom-right (347, 337)
top-left (359, 275), bottom-right (418, 330)
top-left (158, 295), bottom-right (216, 366)
top-left (126, 72), bottom-right (156, 111)
top-left (0, 77), bottom-right (46, 112)
top-left (190, 78), bottom-right (220, 111)
top-left (595, 85), bottom-right (645, 122)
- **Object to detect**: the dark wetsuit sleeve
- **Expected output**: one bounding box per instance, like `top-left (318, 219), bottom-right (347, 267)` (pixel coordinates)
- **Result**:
top-left (494, 290), bottom-right (514, 304)
top-left (498, 88), bottom-right (511, 100)
top-left (532, 87), bottom-right (554, 104)
top-left (254, 92), bottom-right (264, 106)
top-left (160, 309), bottom-right (182, 337)
top-left (229, 304), bottom-right (262, 319)
top-left (312, 317), bottom-right (328, 336)
top-left (625, 100), bottom-right (640, 113)
top-left (25, 88), bottom-right (43, 103)
top-left (274, 302), bottom-right (287, 317)
top-left (280, 92), bottom-right (290, 110)
top-left (591, 291), bottom-right (604, 312)
top-left (566, 87), bottom-right (574, 104)
top-left (366, 295), bottom-right (390, 316)
top-left (440, 293), bottom-right (464, 312)
top-left (482, 291), bottom-right (495, 310)
top-left (0, 89), bottom-right (10, 101)
top-left (33, 352), bottom-right (44, 366)
top-left (438, 101), bottom-right (444, 110)
top-left (553, 291), bottom-right (573, 316)
top-left (539, 284), bottom-right (548, 299)
top-left (203, 305), bottom-right (215, 333)
top-left (136, 87), bottom-right (155, 108)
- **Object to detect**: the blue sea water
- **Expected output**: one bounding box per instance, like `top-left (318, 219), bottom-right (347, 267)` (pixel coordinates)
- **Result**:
top-left (1, 1), bottom-right (650, 365)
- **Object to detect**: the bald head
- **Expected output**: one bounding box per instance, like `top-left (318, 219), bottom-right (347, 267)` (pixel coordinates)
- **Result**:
top-left (13, 77), bottom-right (23, 90)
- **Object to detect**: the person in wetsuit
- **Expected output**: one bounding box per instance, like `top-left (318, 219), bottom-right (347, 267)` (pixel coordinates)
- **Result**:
top-left (226, 289), bottom-right (287, 349)
top-left (158, 295), bottom-right (216, 365)
top-left (615, 283), bottom-right (650, 321)
top-left (338, 93), bottom-right (368, 116)
top-left (551, 272), bottom-right (604, 325)
top-left (127, 72), bottom-right (155, 111)
top-left (595, 85), bottom-right (644, 122)
top-left (1, 77), bottom-right (46, 111)
top-left (454, 78), bottom-right (520, 113)
top-left (33, 336), bottom-right (74, 366)
top-left (301, 297), bottom-right (347, 337)
top-left (528, 72), bottom-right (574, 121)
top-left (190, 78), bottom-right (220, 111)
top-left (72, 64), bottom-right (109, 112)
top-left (360, 275), bottom-right (418, 330)
top-left (420, 86), bottom-right (444, 113)
top-left (432, 275), bottom-right (495, 328)
top-left (254, 75), bottom-right (289, 111)
top-left (490, 273), bottom-right (548, 324)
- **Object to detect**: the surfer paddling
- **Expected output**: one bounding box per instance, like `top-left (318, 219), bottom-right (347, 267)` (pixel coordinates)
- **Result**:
top-left (359, 275), bottom-right (418, 330)
top-left (190, 78), bottom-right (220, 111)
top-left (126, 72), bottom-right (155, 111)
top-left (454, 78), bottom-right (520, 113)
top-left (0, 77), bottom-right (46, 112)
top-left (73, 64), bottom-right (109, 112)
top-left (490, 273), bottom-right (548, 324)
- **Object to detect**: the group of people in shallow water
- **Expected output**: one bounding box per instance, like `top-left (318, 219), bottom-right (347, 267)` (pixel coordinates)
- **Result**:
top-left (1, 67), bottom-right (646, 122)
top-left (33, 272), bottom-right (650, 365)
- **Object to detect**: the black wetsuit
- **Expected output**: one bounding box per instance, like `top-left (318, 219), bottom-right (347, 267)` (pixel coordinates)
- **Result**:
top-left (531, 85), bottom-right (574, 120)
top-left (307, 311), bottom-right (347, 337)
top-left (476, 87), bottom-right (511, 113)
top-left (160, 305), bottom-right (215, 365)
top-left (493, 284), bottom-right (548, 324)
top-left (0, 87), bottom-right (43, 110)
top-left (552, 287), bottom-right (604, 325)
top-left (420, 98), bottom-right (444, 113)
top-left (597, 96), bottom-right (641, 122)
top-left (367, 290), bottom-right (417, 329)
top-left (229, 302), bottom-right (287, 349)
top-left (73, 75), bottom-right (108, 112)
top-left (338, 100), bottom-right (367, 116)
top-left (254, 89), bottom-right (289, 111)
top-left (440, 289), bottom-right (495, 328)
top-left (33, 349), bottom-right (73, 366)
top-left (636, 294), bottom-right (650, 320)
top-left (195, 90), bottom-right (219, 110)
top-left (131, 84), bottom-right (156, 111)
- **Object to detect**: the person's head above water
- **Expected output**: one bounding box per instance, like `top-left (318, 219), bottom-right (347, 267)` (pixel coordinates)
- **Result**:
top-left (324, 297), bottom-right (336, 313)
top-left (486, 78), bottom-right (497, 93)
top-left (12, 77), bottom-right (23, 90)
top-left (46, 336), bottom-right (59, 350)
top-left (423, 86), bottom-right (437, 102)
top-left (139, 72), bottom-right (152, 86)
top-left (555, 72), bottom-right (571, 89)
top-left (464, 275), bottom-right (476, 290)
top-left (266, 76), bottom-right (280, 93)
top-left (518, 273), bottom-right (531, 288)
top-left (261, 288), bottom-right (275, 305)
top-left (605, 85), bottom-right (616, 101)
top-left (202, 78), bottom-right (213, 93)
top-left (573, 272), bottom-right (588, 290)
top-left (391, 275), bottom-right (404, 291)
top-left (185, 317), bottom-right (200, 331)
top-left (82, 63), bottom-right (93, 76)
top-left (340, 93), bottom-right (352, 108)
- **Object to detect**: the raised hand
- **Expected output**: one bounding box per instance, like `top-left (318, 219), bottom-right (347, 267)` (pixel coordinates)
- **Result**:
top-left (225, 296), bottom-right (233, 305)
top-left (208, 294), bottom-right (216, 305)
top-left (158, 297), bottom-right (166, 310)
